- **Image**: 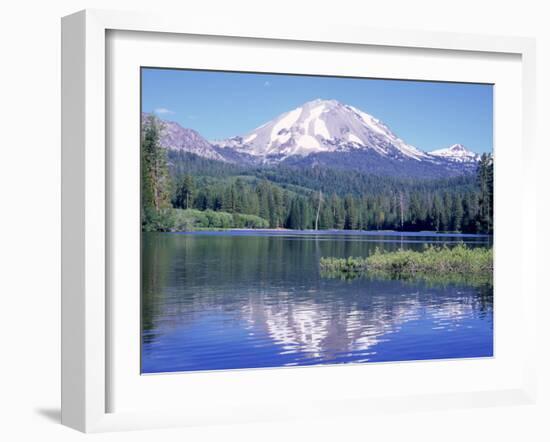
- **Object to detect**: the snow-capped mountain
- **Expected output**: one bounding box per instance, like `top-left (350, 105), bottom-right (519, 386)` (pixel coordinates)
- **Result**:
top-left (429, 144), bottom-right (480, 163)
top-left (214, 99), bottom-right (431, 163)
top-left (144, 100), bottom-right (486, 178)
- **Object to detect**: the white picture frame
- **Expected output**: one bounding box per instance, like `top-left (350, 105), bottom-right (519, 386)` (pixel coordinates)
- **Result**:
top-left (61, 9), bottom-right (538, 433)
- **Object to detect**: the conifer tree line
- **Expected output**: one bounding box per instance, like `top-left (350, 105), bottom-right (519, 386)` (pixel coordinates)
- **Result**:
top-left (142, 115), bottom-right (494, 233)
top-left (141, 115), bottom-right (172, 226)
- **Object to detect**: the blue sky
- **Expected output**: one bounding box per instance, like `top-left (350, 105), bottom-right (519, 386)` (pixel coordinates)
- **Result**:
top-left (141, 68), bottom-right (493, 154)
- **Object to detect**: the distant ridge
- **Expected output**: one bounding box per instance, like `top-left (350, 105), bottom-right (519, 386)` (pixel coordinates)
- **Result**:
top-left (143, 100), bottom-right (485, 178)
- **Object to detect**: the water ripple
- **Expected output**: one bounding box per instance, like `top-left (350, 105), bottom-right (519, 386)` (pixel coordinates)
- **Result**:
top-left (142, 232), bottom-right (493, 373)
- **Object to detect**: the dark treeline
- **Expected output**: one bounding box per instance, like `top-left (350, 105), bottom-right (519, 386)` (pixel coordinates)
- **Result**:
top-left (142, 115), bottom-right (493, 233)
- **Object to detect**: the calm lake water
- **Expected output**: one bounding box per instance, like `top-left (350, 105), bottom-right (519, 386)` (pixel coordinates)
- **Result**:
top-left (142, 231), bottom-right (493, 374)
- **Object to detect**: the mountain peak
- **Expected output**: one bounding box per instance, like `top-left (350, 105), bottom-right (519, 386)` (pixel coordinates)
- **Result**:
top-left (142, 114), bottom-right (227, 162)
top-left (213, 99), bottom-right (430, 162)
top-left (146, 101), bottom-right (482, 178)
top-left (303, 98), bottom-right (340, 107)
top-left (430, 144), bottom-right (480, 163)
top-left (449, 143), bottom-right (468, 151)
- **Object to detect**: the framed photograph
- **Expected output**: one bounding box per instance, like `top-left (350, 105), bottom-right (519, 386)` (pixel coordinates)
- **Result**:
top-left (61, 9), bottom-right (538, 432)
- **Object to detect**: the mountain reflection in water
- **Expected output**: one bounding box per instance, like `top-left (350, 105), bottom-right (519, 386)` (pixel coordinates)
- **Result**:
top-left (141, 231), bottom-right (493, 373)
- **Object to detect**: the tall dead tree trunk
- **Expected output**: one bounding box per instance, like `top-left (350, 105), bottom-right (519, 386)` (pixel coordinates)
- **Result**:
top-left (315, 190), bottom-right (323, 231)
top-left (399, 192), bottom-right (404, 230)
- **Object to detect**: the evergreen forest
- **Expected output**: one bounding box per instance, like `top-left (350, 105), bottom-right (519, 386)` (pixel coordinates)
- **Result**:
top-left (141, 115), bottom-right (493, 234)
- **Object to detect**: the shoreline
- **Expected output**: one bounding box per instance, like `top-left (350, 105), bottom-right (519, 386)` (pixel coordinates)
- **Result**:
top-left (146, 228), bottom-right (493, 238)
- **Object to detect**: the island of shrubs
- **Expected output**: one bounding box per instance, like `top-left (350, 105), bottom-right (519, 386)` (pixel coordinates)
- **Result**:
top-left (320, 244), bottom-right (493, 284)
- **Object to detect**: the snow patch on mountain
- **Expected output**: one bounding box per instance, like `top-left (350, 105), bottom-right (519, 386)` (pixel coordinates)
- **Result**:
top-left (303, 102), bottom-right (330, 138)
top-left (347, 133), bottom-right (362, 144)
top-left (314, 117), bottom-right (331, 139)
top-left (346, 105), bottom-right (430, 161)
top-left (147, 101), bottom-right (486, 178)
top-left (214, 99), bottom-right (432, 163)
top-left (298, 134), bottom-right (321, 151)
top-left (430, 144), bottom-right (480, 163)
top-left (244, 133), bottom-right (257, 143)
top-left (270, 107), bottom-right (302, 149)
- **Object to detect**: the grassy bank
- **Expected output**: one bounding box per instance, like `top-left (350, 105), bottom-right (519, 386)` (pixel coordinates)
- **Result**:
top-left (320, 244), bottom-right (493, 284)
top-left (142, 208), bottom-right (269, 232)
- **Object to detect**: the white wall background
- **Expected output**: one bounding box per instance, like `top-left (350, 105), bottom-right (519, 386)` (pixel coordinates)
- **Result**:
top-left (0, 1), bottom-right (548, 441)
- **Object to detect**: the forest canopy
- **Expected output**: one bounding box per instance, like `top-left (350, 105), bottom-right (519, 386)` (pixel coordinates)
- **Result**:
top-left (141, 115), bottom-right (493, 234)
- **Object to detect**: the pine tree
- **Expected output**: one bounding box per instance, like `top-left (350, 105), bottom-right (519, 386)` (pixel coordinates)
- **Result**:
top-left (257, 180), bottom-right (270, 220)
top-left (174, 174), bottom-right (195, 209)
top-left (431, 193), bottom-right (447, 232)
top-left (148, 143), bottom-right (492, 233)
top-left (234, 178), bottom-right (245, 214)
top-left (141, 115), bottom-right (171, 229)
top-left (314, 190), bottom-right (323, 230)
top-left (344, 194), bottom-right (357, 230)
top-left (451, 193), bottom-right (464, 232)
top-left (300, 198), bottom-right (313, 229)
top-left (222, 186), bottom-right (234, 212)
top-left (477, 153), bottom-right (493, 233)
top-left (409, 192), bottom-right (423, 229)
top-left (331, 194), bottom-right (345, 229)
top-left (287, 199), bottom-right (302, 229)
top-left (271, 186), bottom-right (283, 228)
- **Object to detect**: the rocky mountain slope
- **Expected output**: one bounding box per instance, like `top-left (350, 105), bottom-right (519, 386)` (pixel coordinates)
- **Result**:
top-left (143, 100), bottom-right (485, 178)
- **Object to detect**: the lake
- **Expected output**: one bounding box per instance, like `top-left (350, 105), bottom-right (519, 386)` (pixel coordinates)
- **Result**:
top-left (141, 231), bottom-right (493, 374)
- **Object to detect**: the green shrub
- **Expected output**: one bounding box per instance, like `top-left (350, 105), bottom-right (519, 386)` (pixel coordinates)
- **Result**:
top-left (366, 244), bottom-right (493, 275)
top-left (320, 244), bottom-right (493, 285)
top-left (142, 208), bottom-right (270, 231)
